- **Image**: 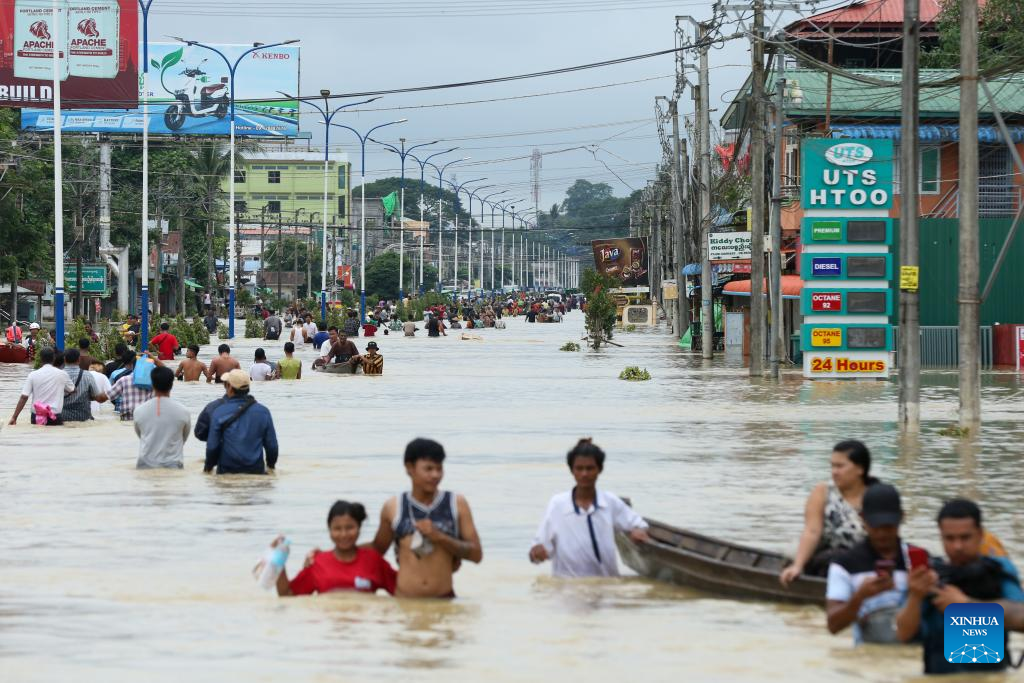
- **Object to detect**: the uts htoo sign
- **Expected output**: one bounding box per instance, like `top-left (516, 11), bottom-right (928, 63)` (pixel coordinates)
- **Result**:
top-left (802, 139), bottom-right (894, 211)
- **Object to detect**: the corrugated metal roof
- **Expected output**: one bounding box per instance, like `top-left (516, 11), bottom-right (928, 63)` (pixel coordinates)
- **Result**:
top-left (786, 0), bottom-right (942, 30)
top-left (721, 69), bottom-right (1024, 130)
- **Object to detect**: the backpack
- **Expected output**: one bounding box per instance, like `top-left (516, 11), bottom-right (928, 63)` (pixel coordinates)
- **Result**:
top-left (132, 354), bottom-right (156, 389)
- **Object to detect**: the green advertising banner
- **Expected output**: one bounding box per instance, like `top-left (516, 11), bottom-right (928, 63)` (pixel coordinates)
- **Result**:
top-left (801, 139), bottom-right (894, 211)
top-left (64, 264), bottom-right (108, 293)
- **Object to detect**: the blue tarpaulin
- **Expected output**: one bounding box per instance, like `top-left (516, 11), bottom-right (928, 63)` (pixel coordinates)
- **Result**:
top-left (831, 124), bottom-right (1024, 143)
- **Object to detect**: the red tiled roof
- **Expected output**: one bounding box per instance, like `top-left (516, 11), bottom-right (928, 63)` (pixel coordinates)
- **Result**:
top-left (786, 0), bottom-right (943, 32)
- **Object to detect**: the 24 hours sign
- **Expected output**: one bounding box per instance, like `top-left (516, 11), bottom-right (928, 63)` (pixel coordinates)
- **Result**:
top-left (802, 139), bottom-right (894, 211)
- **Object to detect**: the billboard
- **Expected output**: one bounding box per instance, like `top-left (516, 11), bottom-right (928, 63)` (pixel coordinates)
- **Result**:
top-left (21, 42), bottom-right (299, 136)
top-left (591, 237), bottom-right (648, 288)
top-left (0, 0), bottom-right (138, 108)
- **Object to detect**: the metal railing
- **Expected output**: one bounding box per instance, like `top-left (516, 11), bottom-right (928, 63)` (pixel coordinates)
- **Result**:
top-left (893, 326), bottom-right (993, 368)
top-left (924, 185), bottom-right (1022, 219)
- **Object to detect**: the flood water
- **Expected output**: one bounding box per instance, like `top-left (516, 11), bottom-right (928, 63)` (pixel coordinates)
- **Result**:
top-left (0, 313), bottom-right (1021, 682)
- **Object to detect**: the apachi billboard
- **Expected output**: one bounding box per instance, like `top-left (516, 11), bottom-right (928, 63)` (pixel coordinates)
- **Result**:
top-left (21, 42), bottom-right (300, 137)
top-left (0, 0), bottom-right (138, 108)
top-left (591, 237), bottom-right (649, 288)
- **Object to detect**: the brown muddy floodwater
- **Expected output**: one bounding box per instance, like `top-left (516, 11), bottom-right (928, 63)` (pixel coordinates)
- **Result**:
top-left (0, 313), bottom-right (1021, 682)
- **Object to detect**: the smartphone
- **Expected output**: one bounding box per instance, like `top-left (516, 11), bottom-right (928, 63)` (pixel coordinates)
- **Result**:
top-left (875, 559), bottom-right (896, 576)
top-left (908, 546), bottom-right (930, 570)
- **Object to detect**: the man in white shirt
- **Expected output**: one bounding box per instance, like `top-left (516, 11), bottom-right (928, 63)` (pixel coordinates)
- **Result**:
top-left (250, 348), bottom-right (275, 381)
top-left (530, 439), bottom-right (649, 577)
top-left (8, 347), bottom-right (75, 425)
top-left (133, 366), bottom-right (191, 469)
top-left (302, 315), bottom-right (317, 343)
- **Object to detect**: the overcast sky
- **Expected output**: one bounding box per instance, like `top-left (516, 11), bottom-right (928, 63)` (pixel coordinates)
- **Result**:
top-left (149, 0), bottom-right (796, 212)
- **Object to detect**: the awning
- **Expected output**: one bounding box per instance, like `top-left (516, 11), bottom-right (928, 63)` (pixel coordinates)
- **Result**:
top-left (723, 275), bottom-right (804, 299)
top-left (832, 124), bottom-right (1024, 143)
top-left (183, 278), bottom-right (203, 290)
top-left (683, 262), bottom-right (752, 277)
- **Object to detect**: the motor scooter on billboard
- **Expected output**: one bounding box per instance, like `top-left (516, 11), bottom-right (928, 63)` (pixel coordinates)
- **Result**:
top-left (163, 59), bottom-right (229, 131)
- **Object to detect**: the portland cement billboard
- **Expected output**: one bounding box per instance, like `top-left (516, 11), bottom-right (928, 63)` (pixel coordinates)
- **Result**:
top-left (0, 0), bottom-right (138, 108)
top-left (21, 42), bottom-right (300, 137)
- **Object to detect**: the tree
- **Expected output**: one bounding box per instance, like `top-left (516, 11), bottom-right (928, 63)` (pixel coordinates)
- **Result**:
top-left (352, 176), bottom-right (475, 228)
top-left (923, 0), bottom-right (1024, 69)
top-left (365, 251), bottom-right (415, 301)
top-left (581, 268), bottom-right (618, 349)
top-left (263, 236), bottom-right (317, 270)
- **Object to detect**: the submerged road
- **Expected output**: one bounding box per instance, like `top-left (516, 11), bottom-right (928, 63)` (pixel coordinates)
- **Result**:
top-left (0, 312), bottom-right (1021, 682)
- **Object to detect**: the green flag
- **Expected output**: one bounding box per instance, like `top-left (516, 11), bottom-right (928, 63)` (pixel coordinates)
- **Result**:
top-left (381, 191), bottom-right (399, 219)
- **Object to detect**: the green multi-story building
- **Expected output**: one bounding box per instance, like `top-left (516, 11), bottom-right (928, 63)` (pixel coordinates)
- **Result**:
top-left (226, 150), bottom-right (352, 223)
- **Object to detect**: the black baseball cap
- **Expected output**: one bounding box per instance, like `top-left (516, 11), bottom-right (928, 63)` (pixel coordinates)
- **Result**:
top-left (862, 483), bottom-right (903, 527)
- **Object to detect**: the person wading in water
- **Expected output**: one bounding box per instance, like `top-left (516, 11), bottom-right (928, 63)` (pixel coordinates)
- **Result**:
top-left (305, 438), bottom-right (482, 597)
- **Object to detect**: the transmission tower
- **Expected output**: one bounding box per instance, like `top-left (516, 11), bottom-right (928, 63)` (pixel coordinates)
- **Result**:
top-left (530, 148), bottom-right (542, 222)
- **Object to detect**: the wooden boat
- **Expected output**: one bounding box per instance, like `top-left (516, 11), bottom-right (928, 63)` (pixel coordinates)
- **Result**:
top-left (615, 517), bottom-right (826, 605)
top-left (0, 344), bottom-right (29, 364)
top-left (313, 362), bottom-right (360, 375)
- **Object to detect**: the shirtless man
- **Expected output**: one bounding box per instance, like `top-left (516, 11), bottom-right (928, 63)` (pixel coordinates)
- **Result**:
top-left (369, 439), bottom-right (482, 597)
top-left (208, 344), bottom-right (241, 383)
top-left (175, 345), bottom-right (211, 382)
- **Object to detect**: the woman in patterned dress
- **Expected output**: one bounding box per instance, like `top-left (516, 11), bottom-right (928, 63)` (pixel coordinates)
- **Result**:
top-left (779, 440), bottom-right (877, 584)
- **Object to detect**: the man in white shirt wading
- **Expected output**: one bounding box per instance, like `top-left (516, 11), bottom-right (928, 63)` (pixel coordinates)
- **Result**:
top-left (8, 347), bottom-right (75, 426)
top-left (530, 439), bottom-right (650, 577)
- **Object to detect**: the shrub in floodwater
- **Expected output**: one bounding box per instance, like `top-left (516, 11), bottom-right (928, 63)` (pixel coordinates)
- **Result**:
top-left (938, 426), bottom-right (971, 438)
top-left (560, 342), bottom-right (581, 352)
top-left (619, 366), bottom-right (651, 381)
top-left (625, 324), bottom-right (637, 332)
top-left (217, 322), bottom-right (230, 339)
top-left (245, 315), bottom-right (263, 338)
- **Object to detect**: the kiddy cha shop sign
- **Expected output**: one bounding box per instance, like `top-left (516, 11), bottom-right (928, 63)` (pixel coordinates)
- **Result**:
top-left (802, 139), bottom-right (894, 211)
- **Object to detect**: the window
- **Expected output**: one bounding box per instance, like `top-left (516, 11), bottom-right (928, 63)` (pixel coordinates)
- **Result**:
top-left (267, 200), bottom-right (281, 213)
top-left (233, 200), bottom-right (247, 214)
top-left (337, 197), bottom-right (347, 218)
top-left (894, 145), bottom-right (941, 195)
top-left (234, 169), bottom-right (246, 183)
top-left (268, 170), bottom-right (281, 184)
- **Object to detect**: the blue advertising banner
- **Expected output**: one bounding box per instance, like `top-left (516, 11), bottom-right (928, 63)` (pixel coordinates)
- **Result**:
top-left (20, 42), bottom-right (299, 137)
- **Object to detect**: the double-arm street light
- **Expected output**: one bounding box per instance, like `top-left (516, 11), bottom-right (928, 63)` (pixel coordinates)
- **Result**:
top-left (427, 158), bottom-right (470, 291)
top-left (409, 148), bottom-right (457, 294)
top-left (173, 36), bottom-right (299, 338)
top-left (481, 190), bottom-right (508, 292)
top-left (464, 184), bottom-right (496, 293)
top-left (371, 137), bottom-right (440, 301)
top-left (325, 118), bottom-right (408, 322)
top-left (445, 177), bottom-right (488, 293)
top-left (495, 197), bottom-right (524, 290)
top-left (280, 89), bottom-right (378, 323)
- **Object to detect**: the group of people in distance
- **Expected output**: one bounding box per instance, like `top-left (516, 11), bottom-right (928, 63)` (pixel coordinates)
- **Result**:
top-left (780, 440), bottom-right (1024, 674)
top-left (270, 438), bottom-right (648, 599)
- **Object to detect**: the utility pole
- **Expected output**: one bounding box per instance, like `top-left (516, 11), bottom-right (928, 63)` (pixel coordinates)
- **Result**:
top-left (749, 4), bottom-right (766, 375)
top-left (678, 135), bottom-right (691, 338)
top-left (768, 51), bottom-right (786, 378)
top-left (899, 0), bottom-right (921, 430)
top-left (697, 22), bottom-right (714, 360)
top-left (277, 211), bottom-right (283, 302)
top-left (958, 0), bottom-right (980, 429)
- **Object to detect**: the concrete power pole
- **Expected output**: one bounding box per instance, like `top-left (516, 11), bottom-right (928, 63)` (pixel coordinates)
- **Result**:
top-left (958, 0), bottom-right (980, 429)
top-left (768, 52), bottom-right (786, 378)
top-left (670, 100), bottom-right (689, 340)
top-left (898, 0), bottom-right (921, 430)
top-left (697, 22), bottom-right (714, 359)
top-left (748, 2), bottom-right (767, 375)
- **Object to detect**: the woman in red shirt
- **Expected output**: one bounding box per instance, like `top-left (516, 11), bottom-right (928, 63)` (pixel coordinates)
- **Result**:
top-left (274, 501), bottom-right (396, 596)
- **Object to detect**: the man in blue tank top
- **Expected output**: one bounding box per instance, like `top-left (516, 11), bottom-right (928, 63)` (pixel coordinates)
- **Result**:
top-left (369, 438), bottom-right (483, 598)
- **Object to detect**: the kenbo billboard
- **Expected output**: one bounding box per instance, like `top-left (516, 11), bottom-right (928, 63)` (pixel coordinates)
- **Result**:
top-left (21, 42), bottom-right (300, 137)
top-left (0, 0), bottom-right (138, 108)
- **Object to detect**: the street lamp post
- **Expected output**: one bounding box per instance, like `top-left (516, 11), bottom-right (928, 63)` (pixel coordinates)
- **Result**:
top-left (427, 158), bottom-right (469, 292)
top-left (408, 148), bottom-right (457, 294)
top-left (175, 37), bottom-right (299, 338)
top-left (325, 118), bottom-right (407, 322)
top-left (372, 138), bottom-right (440, 302)
top-left (282, 90), bottom-right (378, 324)
top-left (446, 178), bottom-right (488, 294)
top-left (481, 189), bottom-right (509, 294)
top-left (135, 0), bottom-right (158, 352)
top-left (495, 198), bottom-right (521, 290)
